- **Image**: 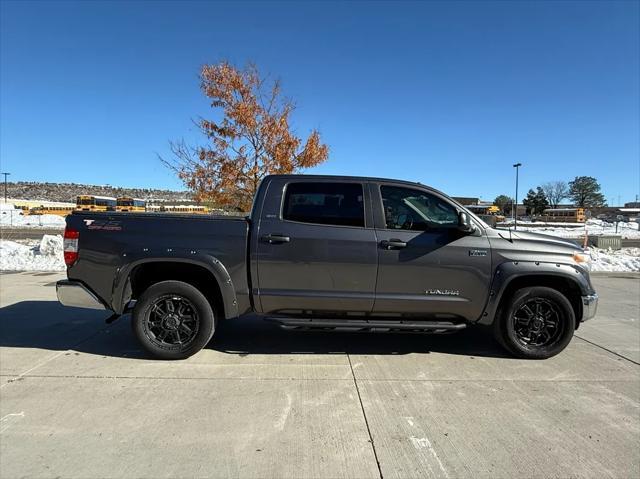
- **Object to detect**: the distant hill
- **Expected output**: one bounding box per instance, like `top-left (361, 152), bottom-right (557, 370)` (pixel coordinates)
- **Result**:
top-left (5, 181), bottom-right (193, 204)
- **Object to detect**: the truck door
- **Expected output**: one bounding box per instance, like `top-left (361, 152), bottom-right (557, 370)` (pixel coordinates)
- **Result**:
top-left (253, 178), bottom-right (378, 315)
top-left (371, 183), bottom-right (492, 321)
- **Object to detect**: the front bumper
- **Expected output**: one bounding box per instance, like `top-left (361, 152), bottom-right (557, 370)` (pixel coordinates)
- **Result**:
top-left (581, 293), bottom-right (598, 322)
top-left (56, 280), bottom-right (106, 310)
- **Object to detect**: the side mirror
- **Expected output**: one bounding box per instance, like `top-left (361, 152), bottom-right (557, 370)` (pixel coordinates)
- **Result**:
top-left (458, 211), bottom-right (475, 234)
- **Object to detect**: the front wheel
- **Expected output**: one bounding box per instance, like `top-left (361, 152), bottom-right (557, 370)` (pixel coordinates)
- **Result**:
top-left (131, 280), bottom-right (215, 360)
top-left (494, 286), bottom-right (576, 359)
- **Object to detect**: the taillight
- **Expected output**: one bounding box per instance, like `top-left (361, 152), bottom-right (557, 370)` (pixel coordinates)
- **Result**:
top-left (63, 228), bottom-right (79, 266)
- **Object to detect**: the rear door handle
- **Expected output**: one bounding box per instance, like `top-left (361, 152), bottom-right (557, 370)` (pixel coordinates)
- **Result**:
top-left (380, 239), bottom-right (407, 249)
top-left (262, 234), bottom-right (291, 244)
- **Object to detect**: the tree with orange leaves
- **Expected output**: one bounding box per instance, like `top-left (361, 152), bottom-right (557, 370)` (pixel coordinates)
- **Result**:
top-left (163, 62), bottom-right (329, 211)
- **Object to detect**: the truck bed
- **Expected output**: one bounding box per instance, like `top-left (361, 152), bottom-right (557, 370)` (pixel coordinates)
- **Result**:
top-left (65, 211), bottom-right (250, 315)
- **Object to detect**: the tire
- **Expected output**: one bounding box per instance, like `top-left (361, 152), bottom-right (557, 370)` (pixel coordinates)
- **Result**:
top-left (493, 286), bottom-right (576, 359)
top-left (131, 280), bottom-right (215, 360)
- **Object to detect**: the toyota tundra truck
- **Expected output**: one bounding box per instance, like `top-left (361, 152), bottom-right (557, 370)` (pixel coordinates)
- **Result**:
top-left (56, 175), bottom-right (598, 359)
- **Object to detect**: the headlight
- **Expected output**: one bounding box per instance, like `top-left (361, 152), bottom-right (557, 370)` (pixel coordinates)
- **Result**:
top-left (573, 251), bottom-right (592, 268)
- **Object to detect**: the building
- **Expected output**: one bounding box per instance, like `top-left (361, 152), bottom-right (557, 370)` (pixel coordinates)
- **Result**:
top-left (452, 197), bottom-right (479, 206)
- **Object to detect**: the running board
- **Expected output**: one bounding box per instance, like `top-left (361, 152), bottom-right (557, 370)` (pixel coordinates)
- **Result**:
top-left (265, 317), bottom-right (467, 333)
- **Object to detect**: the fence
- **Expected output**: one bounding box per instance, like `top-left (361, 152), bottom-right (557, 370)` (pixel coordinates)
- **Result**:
top-left (590, 235), bottom-right (622, 251)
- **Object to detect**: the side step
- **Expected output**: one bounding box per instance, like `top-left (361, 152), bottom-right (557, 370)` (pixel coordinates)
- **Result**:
top-left (265, 317), bottom-right (467, 333)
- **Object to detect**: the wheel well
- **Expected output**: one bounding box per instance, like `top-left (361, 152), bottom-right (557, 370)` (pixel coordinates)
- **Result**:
top-left (129, 262), bottom-right (224, 318)
top-left (497, 275), bottom-right (583, 326)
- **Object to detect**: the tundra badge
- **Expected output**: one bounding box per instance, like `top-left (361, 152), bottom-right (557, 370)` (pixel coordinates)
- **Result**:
top-left (426, 289), bottom-right (460, 296)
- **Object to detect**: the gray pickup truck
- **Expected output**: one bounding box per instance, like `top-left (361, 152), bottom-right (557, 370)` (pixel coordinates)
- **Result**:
top-left (57, 174), bottom-right (597, 360)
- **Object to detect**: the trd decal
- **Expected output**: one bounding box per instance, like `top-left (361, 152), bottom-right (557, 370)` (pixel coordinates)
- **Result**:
top-left (83, 219), bottom-right (122, 231)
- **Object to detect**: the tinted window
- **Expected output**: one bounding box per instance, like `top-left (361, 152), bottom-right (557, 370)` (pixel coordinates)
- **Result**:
top-left (283, 182), bottom-right (365, 227)
top-left (381, 185), bottom-right (458, 230)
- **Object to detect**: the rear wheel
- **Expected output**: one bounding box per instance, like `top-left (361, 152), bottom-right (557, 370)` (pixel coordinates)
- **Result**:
top-left (494, 286), bottom-right (575, 359)
top-left (132, 280), bottom-right (215, 359)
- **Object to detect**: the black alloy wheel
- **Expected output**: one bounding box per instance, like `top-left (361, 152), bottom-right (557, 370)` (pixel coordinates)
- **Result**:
top-left (493, 286), bottom-right (576, 359)
top-left (144, 294), bottom-right (200, 348)
top-left (512, 297), bottom-right (564, 348)
top-left (131, 280), bottom-right (216, 360)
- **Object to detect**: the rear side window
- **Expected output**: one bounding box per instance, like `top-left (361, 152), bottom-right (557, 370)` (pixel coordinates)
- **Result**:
top-left (283, 182), bottom-right (365, 227)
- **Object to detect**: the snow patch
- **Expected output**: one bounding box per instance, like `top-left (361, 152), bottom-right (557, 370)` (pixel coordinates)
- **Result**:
top-left (589, 247), bottom-right (640, 273)
top-left (0, 235), bottom-right (65, 271)
top-left (39, 234), bottom-right (63, 256)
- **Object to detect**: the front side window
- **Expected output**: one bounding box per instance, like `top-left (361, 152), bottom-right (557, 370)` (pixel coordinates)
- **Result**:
top-left (283, 182), bottom-right (365, 227)
top-left (380, 185), bottom-right (458, 230)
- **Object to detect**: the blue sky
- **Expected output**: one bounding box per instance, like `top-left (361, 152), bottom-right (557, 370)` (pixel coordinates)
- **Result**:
top-left (1, 0), bottom-right (638, 204)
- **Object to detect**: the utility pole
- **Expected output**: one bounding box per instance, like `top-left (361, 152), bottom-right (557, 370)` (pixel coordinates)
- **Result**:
top-left (1, 172), bottom-right (9, 203)
top-left (513, 163), bottom-right (522, 230)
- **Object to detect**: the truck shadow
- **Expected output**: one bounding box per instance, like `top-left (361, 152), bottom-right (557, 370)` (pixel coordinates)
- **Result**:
top-left (0, 301), bottom-right (511, 359)
top-left (214, 314), bottom-right (511, 358)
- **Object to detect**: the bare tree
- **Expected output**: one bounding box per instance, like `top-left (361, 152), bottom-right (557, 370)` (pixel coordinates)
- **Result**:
top-left (541, 181), bottom-right (569, 208)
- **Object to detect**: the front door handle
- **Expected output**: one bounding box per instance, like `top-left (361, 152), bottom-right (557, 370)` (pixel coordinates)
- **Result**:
top-left (262, 234), bottom-right (291, 244)
top-left (380, 239), bottom-right (407, 249)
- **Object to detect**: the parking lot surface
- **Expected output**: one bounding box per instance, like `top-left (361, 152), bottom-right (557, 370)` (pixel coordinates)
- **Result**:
top-left (1, 272), bottom-right (639, 478)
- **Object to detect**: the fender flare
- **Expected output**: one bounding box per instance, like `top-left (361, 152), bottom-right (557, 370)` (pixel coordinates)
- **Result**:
top-left (476, 260), bottom-right (593, 326)
top-left (111, 253), bottom-right (239, 319)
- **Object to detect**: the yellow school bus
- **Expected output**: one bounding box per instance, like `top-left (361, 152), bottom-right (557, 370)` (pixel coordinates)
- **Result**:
top-left (116, 197), bottom-right (146, 212)
top-left (466, 204), bottom-right (506, 223)
top-left (29, 205), bottom-right (75, 217)
top-left (466, 204), bottom-right (501, 215)
top-left (147, 204), bottom-right (209, 214)
top-left (541, 208), bottom-right (586, 223)
top-left (75, 195), bottom-right (117, 212)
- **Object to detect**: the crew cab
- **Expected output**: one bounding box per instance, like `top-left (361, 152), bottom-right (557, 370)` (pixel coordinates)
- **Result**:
top-left (57, 175), bottom-right (598, 359)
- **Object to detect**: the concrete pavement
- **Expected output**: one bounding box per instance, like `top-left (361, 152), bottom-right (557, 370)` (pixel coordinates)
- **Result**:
top-left (0, 272), bottom-right (638, 478)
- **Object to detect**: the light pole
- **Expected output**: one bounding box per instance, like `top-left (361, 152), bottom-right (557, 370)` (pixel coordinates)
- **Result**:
top-left (1, 172), bottom-right (9, 203)
top-left (513, 163), bottom-right (522, 230)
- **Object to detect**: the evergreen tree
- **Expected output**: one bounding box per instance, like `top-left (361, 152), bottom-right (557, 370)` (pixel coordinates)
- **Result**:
top-left (522, 187), bottom-right (549, 215)
top-left (568, 176), bottom-right (606, 207)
